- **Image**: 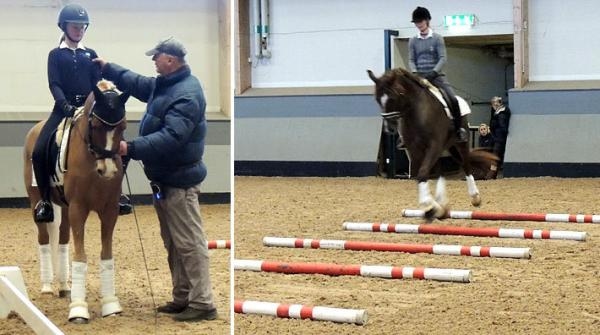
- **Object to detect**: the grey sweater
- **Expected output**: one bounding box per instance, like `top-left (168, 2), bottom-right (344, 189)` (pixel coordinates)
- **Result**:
top-left (408, 32), bottom-right (447, 74)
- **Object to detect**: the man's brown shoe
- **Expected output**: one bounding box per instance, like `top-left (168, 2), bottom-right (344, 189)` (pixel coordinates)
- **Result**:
top-left (172, 307), bottom-right (217, 322)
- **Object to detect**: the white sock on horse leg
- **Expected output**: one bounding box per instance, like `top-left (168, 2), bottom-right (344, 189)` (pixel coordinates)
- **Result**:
top-left (57, 244), bottom-right (70, 287)
top-left (71, 261), bottom-right (87, 302)
top-left (68, 261), bottom-right (89, 321)
top-left (418, 181), bottom-right (433, 206)
top-left (100, 259), bottom-right (115, 298)
top-left (465, 175), bottom-right (479, 196)
top-left (39, 244), bottom-right (53, 290)
top-left (435, 177), bottom-right (447, 204)
top-left (100, 258), bottom-right (122, 316)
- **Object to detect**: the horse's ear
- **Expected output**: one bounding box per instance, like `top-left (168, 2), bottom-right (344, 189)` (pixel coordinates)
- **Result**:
top-left (119, 92), bottom-right (130, 105)
top-left (93, 85), bottom-right (105, 104)
top-left (367, 70), bottom-right (379, 84)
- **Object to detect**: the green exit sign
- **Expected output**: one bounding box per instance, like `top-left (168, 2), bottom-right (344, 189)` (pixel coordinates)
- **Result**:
top-left (444, 14), bottom-right (475, 27)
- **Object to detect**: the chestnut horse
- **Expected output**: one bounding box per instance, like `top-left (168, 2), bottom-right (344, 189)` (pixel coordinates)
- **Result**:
top-left (367, 68), bottom-right (498, 220)
top-left (23, 81), bottom-right (129, 323)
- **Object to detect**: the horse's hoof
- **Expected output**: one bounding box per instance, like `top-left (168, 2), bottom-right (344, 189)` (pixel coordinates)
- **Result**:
top-left (436, 205), bottom-right (450, 220)
top-left (69, 301), bottom-right (89, 323)
top-left (424, 203), bottom-right (446, 222)
top-left (103, 311), bottom-right (122, 318)
top-left (40, 284), bottom-right (53, 295)
top-left (59, 290), bottom-right (70, 299)
top-left (421, 203), bottom-right (435, 222)
top-left (69, 317), bottom-right (89, 324)
top-left (424, 209), bottom-right (436, 223)
top-left (471, 194), bottom-right (481, 207)
top-left (102, 298), bottom-right (123, 317)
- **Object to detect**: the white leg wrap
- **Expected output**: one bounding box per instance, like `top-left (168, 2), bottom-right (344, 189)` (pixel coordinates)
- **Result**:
top-left (48, 206), bottom-right (60, 270)
top-left (100, 259), bottom-right (115, 298)
top-left (58, 244), bottom-right (70, 290)
top-left (39, 244), bottom-right (53, 293)
top-left (70, 261), bottom-right (87, 302)
top-left (418, 181), bottom-right (432, 206)
top-left (100, 259), bottom-right (122, 317)
top-left (69, 261), bottom-right (89, 321)
top-left (435, 177), bottom-right (447, 205)
top-left (465, 175), bottom-right (479, 196)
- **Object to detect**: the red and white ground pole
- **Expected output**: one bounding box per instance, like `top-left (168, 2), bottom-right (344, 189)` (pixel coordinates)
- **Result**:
top-left (343, 222), bottom-right (587, 241)
top-left (234, 299), bottom-right (368, 325)
top-left (402, 209), bottom-right (600, 224)
top-left (263, 237), bottom-right (531, 259)
top-left (234, 259), bottom-right (472, 283)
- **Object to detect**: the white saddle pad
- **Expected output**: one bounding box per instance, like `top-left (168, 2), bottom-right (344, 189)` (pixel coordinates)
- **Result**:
top-left (422, 79), bottom-right (471, 119)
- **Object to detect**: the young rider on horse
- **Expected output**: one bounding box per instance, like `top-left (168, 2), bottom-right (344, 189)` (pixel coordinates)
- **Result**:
top-left (408, 6), bottom-right (468, 143)
top-left (32, 3), bottom-right (131, 223)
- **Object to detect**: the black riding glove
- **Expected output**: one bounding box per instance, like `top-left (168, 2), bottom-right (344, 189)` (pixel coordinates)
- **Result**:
top-left (424, 71), bottom-right (439, 81)
top-left (60, 101), bottom-right (77, 117)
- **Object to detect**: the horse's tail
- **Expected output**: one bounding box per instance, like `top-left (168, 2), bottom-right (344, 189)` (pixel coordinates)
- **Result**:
top-left (468, 148), bottom-right (500, 180)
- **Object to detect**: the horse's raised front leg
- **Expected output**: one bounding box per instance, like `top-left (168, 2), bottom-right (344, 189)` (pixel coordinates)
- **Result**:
top-left (465, 174), bottom-right (481, 206)
top-left (456, 143), bottom-right (481, 207)
top-left (416, 145), bottom-right (446, 221)
top-left (434, 176), bottom-right (450, 217)
top-left (98, 207), bottom-right (122, 317)
top-left (68, 204), bottom-right (90, 324)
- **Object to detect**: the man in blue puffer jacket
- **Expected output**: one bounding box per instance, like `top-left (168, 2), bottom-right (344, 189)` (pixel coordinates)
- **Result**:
top-left (94, 37), bottom-right (217, 322)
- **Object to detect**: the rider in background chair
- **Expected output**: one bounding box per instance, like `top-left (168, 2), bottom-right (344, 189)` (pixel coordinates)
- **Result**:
top-left (477, 123), bottom-right (494, 150)
top-left (408, 6), bottom-right (468, 143)
top-left (32, 3), bottom-right (131, 223)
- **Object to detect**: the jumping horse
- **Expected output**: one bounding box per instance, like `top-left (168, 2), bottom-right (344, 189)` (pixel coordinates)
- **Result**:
top-left (23, 80), bottom-right (129, 323)
top-left (367, 68), bottom-right (498, 220)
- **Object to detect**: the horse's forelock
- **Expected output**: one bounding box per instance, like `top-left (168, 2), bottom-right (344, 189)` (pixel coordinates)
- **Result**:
top-left (97, 80), bottom-right (118, 93)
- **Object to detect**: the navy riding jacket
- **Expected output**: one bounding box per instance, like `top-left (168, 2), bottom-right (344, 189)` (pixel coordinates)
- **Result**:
top-left (48, 45), bottom-right (100, 109)
top-left (489, 107), bottom-right (511, 144)
top-left (102, 63), bottom-right (207, 188)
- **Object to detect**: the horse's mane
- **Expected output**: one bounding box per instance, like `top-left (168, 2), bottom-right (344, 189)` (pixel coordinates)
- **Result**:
top-left (389, 68), bottom-right (430, 90)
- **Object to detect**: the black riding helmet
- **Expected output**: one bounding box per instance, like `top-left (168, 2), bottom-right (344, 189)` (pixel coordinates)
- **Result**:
top-left (57, 4), bottom-right (89, 32)
top-left (411, 6), bottom-right (431, 23)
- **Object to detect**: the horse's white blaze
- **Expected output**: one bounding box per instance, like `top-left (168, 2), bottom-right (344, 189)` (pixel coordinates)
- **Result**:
top-left (104, 129), bottom-right (115, 152)
top-left (381, 93), bottom-right (389, 107)
top-left (93, 129), bottom-right (119, 178)
top-left (103, 158), bottom-right (118, 178)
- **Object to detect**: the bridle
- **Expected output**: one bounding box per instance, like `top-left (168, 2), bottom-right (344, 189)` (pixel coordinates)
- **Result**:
top-left (86, 100), bottom-right (126, 160)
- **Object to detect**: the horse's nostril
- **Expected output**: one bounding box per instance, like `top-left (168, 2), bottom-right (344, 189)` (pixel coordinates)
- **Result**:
top-left (97, 169), bottom-right (103, 175)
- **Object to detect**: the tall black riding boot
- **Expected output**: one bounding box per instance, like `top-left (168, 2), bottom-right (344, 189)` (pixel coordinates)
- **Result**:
top-left (32, 143), bottom-right (54, 223)
top-left (450, 99), bottom-right (468, 143)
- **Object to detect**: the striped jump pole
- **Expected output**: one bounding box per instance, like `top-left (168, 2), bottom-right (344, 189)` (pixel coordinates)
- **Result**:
top-left (343, 222), bottom-right (588, 241)
top-left (234, 300), bottom-right (368, 325)
top-left (207, 240), bottom-right (231, 249)
top-left (234, 259), bottom-right (472, 283)
top-left (402, 208), bottom-right (600, 224)
top-left (263, 237), bottom-right (531, 259)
